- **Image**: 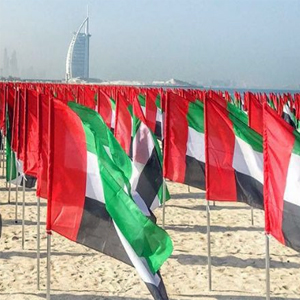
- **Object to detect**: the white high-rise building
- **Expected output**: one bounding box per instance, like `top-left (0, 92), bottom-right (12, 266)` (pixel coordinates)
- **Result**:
top-left (65, 13), bottom-right (90, 81)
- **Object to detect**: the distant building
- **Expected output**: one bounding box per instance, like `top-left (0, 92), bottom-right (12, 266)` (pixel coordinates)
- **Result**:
top-left (65, 14), bottom-right (91, 82)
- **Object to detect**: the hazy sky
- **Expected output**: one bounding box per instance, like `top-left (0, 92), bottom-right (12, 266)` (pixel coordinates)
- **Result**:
top-left (0, 0), bottom-right (300, 88)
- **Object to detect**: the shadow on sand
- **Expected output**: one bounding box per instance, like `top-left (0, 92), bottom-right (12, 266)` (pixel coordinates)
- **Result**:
top-left (171, 253), bottom-right (300, 269)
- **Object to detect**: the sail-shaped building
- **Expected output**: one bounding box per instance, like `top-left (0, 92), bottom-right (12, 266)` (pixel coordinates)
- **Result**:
top-left (65, 14), bottom-right (91, 81)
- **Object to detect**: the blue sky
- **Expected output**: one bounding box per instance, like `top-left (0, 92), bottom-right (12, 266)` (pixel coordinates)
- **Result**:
top-left (0, 0), bottom-right (299, 88)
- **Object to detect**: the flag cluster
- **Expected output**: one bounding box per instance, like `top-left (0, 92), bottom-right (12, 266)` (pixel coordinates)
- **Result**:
top-left (2, 81), bottom-right (300, 297)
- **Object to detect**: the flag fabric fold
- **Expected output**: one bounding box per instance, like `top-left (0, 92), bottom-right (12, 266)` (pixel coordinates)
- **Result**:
top-left (47, 100), bottom-right (172, 300)
top-left (164, 92), bottom-right (205, 189)
top-left (264, 104), bottom-right (300, 251)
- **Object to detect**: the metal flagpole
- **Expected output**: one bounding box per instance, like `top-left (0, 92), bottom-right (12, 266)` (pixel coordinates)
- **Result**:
top-left (46, 231), bottom-right (52, 300)
top-left (37, 197), bottom-right (41, 290)
top-left (265, 234), bottom-right (270, 300)
top-left (3, 137), bottom-right (6, 183)
top-left (251, 207), bottom-right (254, 226)
top-left (162, 179), bottom-right (167, 229)
top-left (207, 200), bottom-right (212, 291)
top-left (8, 149), bottom-right (13, 203)
top-left (14, 162), bottom-right (19, 223)
top-left (21, 175), bottom-right (26, 250)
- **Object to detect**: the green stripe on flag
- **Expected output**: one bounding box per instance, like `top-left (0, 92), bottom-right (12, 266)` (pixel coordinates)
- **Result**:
top-left (69, 102), bottom-right (132, 182)
top-left (228, 105), bottom-right (263, 153)
top-left (227, 102), bottom-right (248, 125)
top-left (292, 130), bottom-right (300, 156)
top-left (110, 98), bottom-right (116, 111)
top-left (138, 94), bottom-right (146, 108)
top-left (155, 94), bottom-right (161, 110)
top-left (187, 100), bottom-right (204, 133)
top-left (5, 110), bottom-right (17, 182)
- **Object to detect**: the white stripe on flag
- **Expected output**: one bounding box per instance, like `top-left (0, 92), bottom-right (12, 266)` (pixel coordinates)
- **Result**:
top-left (186, 126), bottom-right (205, 163)
top-left (111, 109), bottom-right (116, 129)
top-left (284, 153), bottom-right (300, 207)
top-left (132, 122), bottom-right (154, 165)
top-left (232, 136), bottom-right (263, 184)
top-left (86, 151), bottom-right (105, 203)
top-left (114, 222), bottom-right (162, 287)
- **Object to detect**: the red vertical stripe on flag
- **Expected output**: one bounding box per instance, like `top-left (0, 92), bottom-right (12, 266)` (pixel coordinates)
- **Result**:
top-left (263, 104), bottom-right (294, 244)
top-left (145, 89), bottom-right (158, 133)
top-left (163, 92), bottom-right (188, 183)
top-left (11, 89), bottom-right (19, 154)
top-left (24, 89), bottom-right (38, 176)
top-left (205, 97), bottom-right (237, 201)
top-left (18, 89), bottom-right (26, 162)
top-left (248, 93), bottom-right (263, 136)
top-left (115, 93), bottom-right (132, 155)
top-left (47, 99), bottom-right (86, 240)
top-left (98, 89), bottom-right (112, 129)
top-left (36, 94), bottom-right (49, 199)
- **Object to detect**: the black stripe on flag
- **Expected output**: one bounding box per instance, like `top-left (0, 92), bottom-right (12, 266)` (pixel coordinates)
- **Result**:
top-left (282, 111), bottom-right (296, 129)
top-left (136, 149), bottom-right (163, 209)
top-left (20, 175), bottom-right (37, 189)
top-left (129, 136), bottom-right (134, 159)
top-left (77, 196), bottom-right (170, 300)
top-left (146, 270), bottom-right (168, 300)
top-left (155, 121), bottom-right (162, 141)
top-left (282, 200), bottom-right (300, 252)
top-left (76, 196), bottom-right (131, 265)
top-left (234, 171), bottom-right (264, 210)
top-left (184, 155), bottom-right (205, 190)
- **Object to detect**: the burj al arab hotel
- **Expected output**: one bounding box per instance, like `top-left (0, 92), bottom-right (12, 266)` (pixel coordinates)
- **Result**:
top-left (65, 13), bottom-right (91, 81)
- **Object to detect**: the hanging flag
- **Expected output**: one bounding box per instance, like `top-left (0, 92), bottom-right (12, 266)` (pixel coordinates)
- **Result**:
top-left (264, 104), bottom-right (300, 251)
top-left (205, 97), bottom-right (264, 209)
top-left (164, 92), bottom-right (205, 189)
top-left (47, 99), bottom-right (173, 300)
top-left (248, 92), bottom-right (263, 135)
top-left (131, 97), bottom-right (169, 211)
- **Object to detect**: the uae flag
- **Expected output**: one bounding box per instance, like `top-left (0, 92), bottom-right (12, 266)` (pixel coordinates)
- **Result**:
top-left (47, 100), bottom-right (173, 300)
top-left (205, 97), bottom-right (264, 209)
top-left (264, 104), bottom-right (300, 251)
top-left (164, 92), bottom-right (205, 189)
top-left (131, 97), bottom-right (169, 211)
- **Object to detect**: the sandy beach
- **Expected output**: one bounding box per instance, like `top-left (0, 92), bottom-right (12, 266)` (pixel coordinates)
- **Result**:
top-left (1, 178), bottom-right (300, 300)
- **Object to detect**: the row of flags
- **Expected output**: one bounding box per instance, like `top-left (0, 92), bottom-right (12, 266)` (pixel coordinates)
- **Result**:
top-left (0, 83), bottom-right (172, 300)
top-left (1, 81), bottom-right (300, 298)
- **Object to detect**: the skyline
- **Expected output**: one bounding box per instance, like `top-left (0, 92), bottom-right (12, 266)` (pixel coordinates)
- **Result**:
top-left (0, 0), bottom-right (300, 89)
